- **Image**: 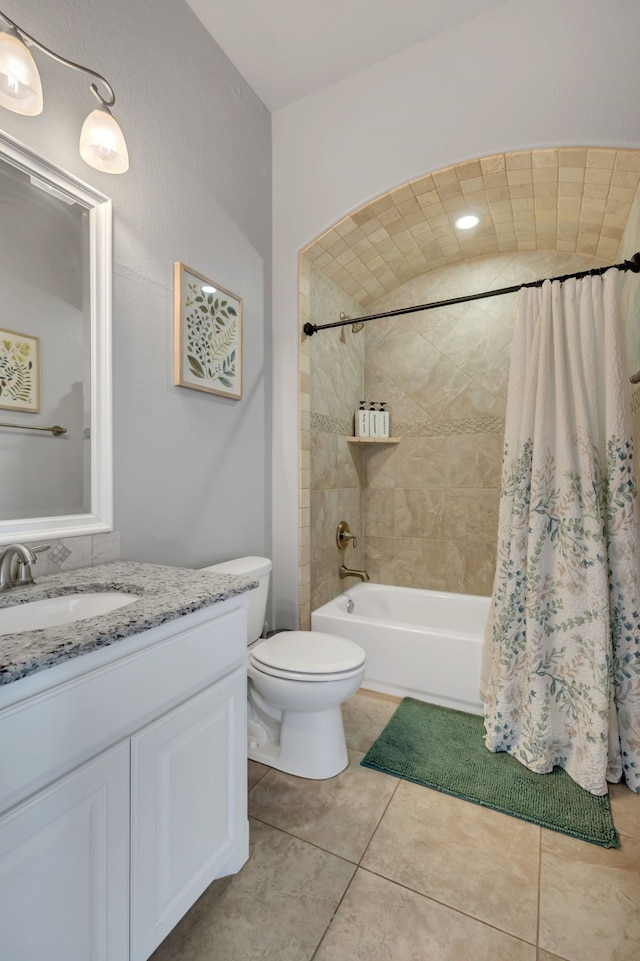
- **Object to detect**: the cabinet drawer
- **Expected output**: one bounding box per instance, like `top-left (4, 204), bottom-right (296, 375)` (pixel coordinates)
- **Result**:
top-left (0, 600), bottom-right (246, 812)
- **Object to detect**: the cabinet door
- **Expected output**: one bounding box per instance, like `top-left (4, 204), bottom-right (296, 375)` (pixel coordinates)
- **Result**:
top-left (131, 667), bottom-right (247, 961)
top-left (0, 740), bottom-right (130, 961)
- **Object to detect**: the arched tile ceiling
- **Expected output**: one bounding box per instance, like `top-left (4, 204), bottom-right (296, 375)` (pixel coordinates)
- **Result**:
top-left (303, 147), bottom-right (640, 307)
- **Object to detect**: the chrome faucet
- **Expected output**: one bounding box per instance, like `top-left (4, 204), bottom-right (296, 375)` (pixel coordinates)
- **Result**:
top-left (0, 543), bottom-right (48, 592)
top-left (339, 564), bottom-right (370, 583)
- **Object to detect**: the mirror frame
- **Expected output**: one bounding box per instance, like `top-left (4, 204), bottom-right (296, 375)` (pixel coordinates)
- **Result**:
top-left (0, 130), bottom-right (112, 545)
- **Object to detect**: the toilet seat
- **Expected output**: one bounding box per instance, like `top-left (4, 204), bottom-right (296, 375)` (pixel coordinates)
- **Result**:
top-left (249, 658), bottom-right (365, 683)
top-left (249, 630), bottom-right (365, 682)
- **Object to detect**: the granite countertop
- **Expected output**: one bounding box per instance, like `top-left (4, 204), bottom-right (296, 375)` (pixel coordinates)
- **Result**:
top-left (0, 560), bottom-right (257, 687)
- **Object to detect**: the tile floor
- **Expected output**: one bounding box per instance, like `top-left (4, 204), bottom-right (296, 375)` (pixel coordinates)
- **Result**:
top-left (151, 690), bottom-right (640, 961)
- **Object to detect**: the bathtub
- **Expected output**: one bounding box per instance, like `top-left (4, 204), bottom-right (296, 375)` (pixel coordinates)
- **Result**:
top-left (311, 583), bottom-right (490, 715)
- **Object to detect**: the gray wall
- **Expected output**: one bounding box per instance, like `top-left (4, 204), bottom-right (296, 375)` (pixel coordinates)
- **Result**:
top-left (0, 0), bottom-right (272, 567)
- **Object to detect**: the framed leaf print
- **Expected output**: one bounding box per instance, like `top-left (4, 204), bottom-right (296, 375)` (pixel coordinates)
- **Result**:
top-left (0, 327), bottom-right (40, 412)
top-left (173, 262), bottom-right (242, 399)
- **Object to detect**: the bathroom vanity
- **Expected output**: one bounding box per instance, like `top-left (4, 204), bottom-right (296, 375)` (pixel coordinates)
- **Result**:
top-left (0, 561), bottom-right (255, 961)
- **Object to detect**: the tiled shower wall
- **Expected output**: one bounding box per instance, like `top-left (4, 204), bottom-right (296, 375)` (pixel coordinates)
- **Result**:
top-left (303, 234), bottom-right (640, 624)
top-left (360, 251), bottom-right (601, 595)
top-left (308, 264), bottom-right (366, 614)
top-left (304, 251), bottom-right (606, 621)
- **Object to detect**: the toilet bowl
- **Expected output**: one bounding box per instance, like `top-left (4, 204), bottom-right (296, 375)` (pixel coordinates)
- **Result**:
top-left (248, 630), bottom-right (365, 778)
top-left (201, 557), bottom-right (366, 779)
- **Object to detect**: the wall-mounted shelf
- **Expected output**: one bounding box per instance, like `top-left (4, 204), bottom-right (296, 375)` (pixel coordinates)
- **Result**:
top-left (347, 437), bottom-right (401, 445)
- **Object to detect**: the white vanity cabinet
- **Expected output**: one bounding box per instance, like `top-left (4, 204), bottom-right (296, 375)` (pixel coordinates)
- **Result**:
top-left (0, 739), bottom-right (131, 961)
top-left (0, 595), bottom-right (249, 961)
top-left (131, 666), bottom-right (246, 961)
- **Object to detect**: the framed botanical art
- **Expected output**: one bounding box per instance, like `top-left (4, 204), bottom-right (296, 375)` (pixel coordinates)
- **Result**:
top-left (173, 262), bottom-right (242, 400)
top-left (0, 327), bottom-right (40, 412)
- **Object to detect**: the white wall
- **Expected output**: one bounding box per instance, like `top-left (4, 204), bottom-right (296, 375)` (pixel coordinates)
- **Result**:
top-left (0, 0), bottom-right (272, 568)
top-left (272, 0), bottom-right (640, 625)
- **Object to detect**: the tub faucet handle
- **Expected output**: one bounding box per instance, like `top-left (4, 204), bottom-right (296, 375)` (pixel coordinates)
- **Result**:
top-left (336, 521), bottom-right (357, 550)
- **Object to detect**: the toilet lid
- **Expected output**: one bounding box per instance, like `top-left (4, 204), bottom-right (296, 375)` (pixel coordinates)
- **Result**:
top-left (250, 631), bottom-right (365, 675)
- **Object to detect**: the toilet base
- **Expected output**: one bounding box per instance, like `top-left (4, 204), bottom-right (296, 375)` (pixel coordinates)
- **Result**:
top-left (248, 705), bottom-right (349, 779)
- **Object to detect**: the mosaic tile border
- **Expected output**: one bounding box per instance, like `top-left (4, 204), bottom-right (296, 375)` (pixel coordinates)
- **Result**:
top-left (394, 417), bottom-right (505, 437)
top-left (312, 403), bottom-right (638, 433)
top-left (310, 411), bottom-right (505, 437)
top-left (310, 413), bottom-right (354, 435)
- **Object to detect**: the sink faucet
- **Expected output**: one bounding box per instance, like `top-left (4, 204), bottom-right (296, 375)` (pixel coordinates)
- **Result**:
top-left (339, 564), bottom-right (370, 583)
top-left (0, 543), bottom-right (47, 592)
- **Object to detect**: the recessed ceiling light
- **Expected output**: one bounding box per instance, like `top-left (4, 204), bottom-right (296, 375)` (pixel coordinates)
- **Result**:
top-left (455, 214), bottom-right (480, 230)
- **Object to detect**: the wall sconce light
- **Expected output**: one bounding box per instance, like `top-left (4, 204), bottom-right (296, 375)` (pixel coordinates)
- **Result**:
top-left (0, 9), bottom-right (128, 174)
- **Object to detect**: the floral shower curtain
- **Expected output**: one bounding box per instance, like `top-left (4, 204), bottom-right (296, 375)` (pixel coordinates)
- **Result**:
top-left (483, 270), bottom-right (640, 796)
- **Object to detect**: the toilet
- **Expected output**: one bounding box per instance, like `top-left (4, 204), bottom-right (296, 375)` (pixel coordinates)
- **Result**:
top-left (202, 556), bottom-right (366, 779)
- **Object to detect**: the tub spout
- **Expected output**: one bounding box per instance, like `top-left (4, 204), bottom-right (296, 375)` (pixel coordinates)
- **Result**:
top-left (339, 565), bottom-right (370, 582)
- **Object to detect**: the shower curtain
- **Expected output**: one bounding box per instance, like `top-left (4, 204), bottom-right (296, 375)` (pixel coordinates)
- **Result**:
top-left (483, 270), bottom-right (640, 796)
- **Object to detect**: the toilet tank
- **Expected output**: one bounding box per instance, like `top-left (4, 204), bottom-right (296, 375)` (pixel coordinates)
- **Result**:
top-left (201, 556), bottom-right (272, 644)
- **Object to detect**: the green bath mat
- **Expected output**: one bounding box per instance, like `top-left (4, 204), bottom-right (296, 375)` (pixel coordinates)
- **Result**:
top-left (361, 697), bottom-right (619, 848)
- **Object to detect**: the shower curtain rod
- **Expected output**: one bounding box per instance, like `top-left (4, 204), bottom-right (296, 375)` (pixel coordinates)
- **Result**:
top-left (302, 252), bottom-right (640, 337)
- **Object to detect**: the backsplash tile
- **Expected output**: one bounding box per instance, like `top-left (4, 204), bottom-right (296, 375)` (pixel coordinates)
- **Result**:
top-left (91, 531), bottom-right (121, 566)
top-left (48, 544), bottom-right (72, 567)
top-left (29, 531), bottom-right (120, 580)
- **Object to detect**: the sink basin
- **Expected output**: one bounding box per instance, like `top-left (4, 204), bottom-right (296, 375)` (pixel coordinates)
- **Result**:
top-left (0, 592), bottom-right (138, 635)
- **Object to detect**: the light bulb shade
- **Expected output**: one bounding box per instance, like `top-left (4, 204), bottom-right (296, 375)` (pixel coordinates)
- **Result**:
top-left (0, 30), bottom-right (43, 115)
top-left (79, 106), bottom-right (129, 174)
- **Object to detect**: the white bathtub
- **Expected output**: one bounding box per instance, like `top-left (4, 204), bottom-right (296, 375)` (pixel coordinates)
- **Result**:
top-left (311, 583), bottom-right (490, 715)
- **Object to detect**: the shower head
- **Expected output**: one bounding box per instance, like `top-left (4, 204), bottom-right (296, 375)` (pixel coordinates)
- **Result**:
top-left (339, 311), bottom-right (364, 333)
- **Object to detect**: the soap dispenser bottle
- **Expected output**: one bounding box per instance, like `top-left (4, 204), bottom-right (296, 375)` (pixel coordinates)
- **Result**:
top-left (379, 402), bottom-right (389, 437)
top-left (369, 401), bottom-right (380, 438)
top-left (355, 401), bottom-right (369, 437)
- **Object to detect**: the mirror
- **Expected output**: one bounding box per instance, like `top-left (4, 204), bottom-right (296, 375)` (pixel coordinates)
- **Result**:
top-left (0, 131), bottom-right (112, 545)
